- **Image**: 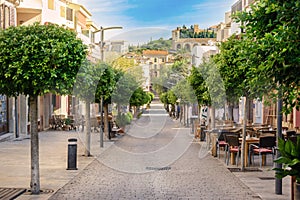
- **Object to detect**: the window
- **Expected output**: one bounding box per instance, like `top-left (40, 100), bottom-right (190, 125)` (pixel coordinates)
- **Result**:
top-left (82, 29), bottom-right (89, 37)
top-left (91, 32), bottom-right (95, 43)
top-left (60, 6), bottom-right (65, 18)
top-left (4, 6), bottom-right (9, 29)
top-left (154, 58), bottom-right (157, 63)
top-left (66, 8), bottom-right (73, 21)
top-left (48, 0), bottom-right (55, 10)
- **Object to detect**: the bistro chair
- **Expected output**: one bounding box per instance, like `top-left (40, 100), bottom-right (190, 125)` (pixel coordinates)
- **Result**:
top-left (287, 135), bottom-right (299, 144)
top-left (286, 130), bottom-right (296, 139)
top-left (224, 134), bottom-right (241, 166)
top-left (249, 136), bottom-right (276, 168)
top-left (216, 130), bottom-right (228, 160)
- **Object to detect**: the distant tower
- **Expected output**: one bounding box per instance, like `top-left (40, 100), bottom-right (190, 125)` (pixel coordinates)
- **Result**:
top-left (194, 24), bottom-right (200, 34)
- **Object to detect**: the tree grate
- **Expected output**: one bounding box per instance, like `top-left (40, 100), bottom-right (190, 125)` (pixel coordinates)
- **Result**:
top-left (146, 166), bottom-right (171, 171)
top-left (24, 188), bottom-right (54, 195)
top-left (0, 188), bottom-right (26, 200)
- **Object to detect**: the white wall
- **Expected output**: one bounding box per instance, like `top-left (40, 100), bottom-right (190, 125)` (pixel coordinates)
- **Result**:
top-left (191, 45), bottom-right (218, 67)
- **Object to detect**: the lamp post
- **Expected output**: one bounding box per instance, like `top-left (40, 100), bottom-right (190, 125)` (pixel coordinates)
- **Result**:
top-left (94, 26), bottom-right (122, 148)
top-left (94, 26), bottom-right (123, 62)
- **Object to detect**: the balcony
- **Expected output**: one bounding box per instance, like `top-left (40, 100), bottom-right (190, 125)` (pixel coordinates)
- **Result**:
top-left (231, 0), bottom-right (242, 14)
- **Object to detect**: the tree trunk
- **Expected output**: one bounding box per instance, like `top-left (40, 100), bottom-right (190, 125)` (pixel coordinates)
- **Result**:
top-left (275, 91), bottom-right (283, 194)
top-left (247, 98), bottom-right (253, 124)
top-left (183, 103), bottom-right (186, 126)
top-left (228, 102), bottom-right (234, 121)
top-left (117, 103), bottom-right (121, 116)
top-left (210, 106), bottom-right (215, 130)
top-left (84, 101), bottom-right (91, 156)
top-left (103, 103), bottom-right (109, 139)
top-left (30, 95), bottom-right (40, 194)
top-left (241, 96), bottom-right (249, 171)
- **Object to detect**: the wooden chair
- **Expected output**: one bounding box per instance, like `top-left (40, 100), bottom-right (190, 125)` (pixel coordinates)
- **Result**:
top-left (249, 136), bottom-right (276, 168)
top-left (224, 134), bottom-right (241, 166)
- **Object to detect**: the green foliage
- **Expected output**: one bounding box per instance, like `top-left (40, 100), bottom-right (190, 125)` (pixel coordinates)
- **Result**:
top-left (167, 90), bottom-right (177, 105)
top-left (112, 57), bottom-right (136, 72)
top-left (127, 112), bottom-right (133, 120)
top-left (0, 23), bottom-right (87, 97)
top-left (130, 87), bottom-right (150, 107)
top-left (74, 60), bottom-right (104, 102)
top-left (171, 79), bottom-right (196, 104)
top-left (115, 113), bottom-right (131, 127)
top-left (213, 36), bottom-right (257, 103)
top-left (148, 92), bottom-right (155, 102)
top-left (139, 38), bottom-right (172, 50)
top-left (112, 72), bottom-right (139, 106)
top-left (274, 137), bottom-right (300, 183)
top-left (189, 59), bottom-right (226, 108)
top-left (235, 0), bottom-right (300, 113)
top-left (189, 66), bottom-right (210, 105)
top-left (180, 26), bottom-right (216, 38)
top-left (94, 63), bottom-right (116, 103)
top-left (64, 118), bottom-right (72, 125)
top-left (159, 92), bottom-right (169, 105)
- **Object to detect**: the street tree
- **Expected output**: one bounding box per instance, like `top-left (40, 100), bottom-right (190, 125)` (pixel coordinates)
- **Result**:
top-left (189, 59), bottom-right (226, 129)
top-left (73, 60), bottom-right (104, 156)
top-left (94, 63), bottom-right (116, 139)
top-left (213, 34), bottom-right (264, 171)
top-left (236, 0), bottom-right (300, 113)
top-left (130, 87), bottom-right (151, 117)
top-left (233, 0), bottom-right (300, 179)
top-left (0, 23), bottom-right (87, 194)
top-left (112, 72), bottom-right (139, 115)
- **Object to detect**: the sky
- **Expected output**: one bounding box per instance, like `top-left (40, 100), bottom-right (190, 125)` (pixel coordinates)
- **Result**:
top-left (78, 0), bottom-right (236, 44)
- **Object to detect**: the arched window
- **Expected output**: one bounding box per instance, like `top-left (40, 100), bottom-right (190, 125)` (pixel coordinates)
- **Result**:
top-left (184, 44), bottom-right (191, 52)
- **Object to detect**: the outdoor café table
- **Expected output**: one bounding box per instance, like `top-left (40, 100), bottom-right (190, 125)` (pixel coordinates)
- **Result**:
top-left (239, 137), bottom-right (259, 166)
top-left (210, 128), bottom-right (242, 157)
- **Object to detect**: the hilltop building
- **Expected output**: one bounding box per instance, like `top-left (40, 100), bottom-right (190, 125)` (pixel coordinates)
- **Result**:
top-left (172, 24), bottom-right (217, 52)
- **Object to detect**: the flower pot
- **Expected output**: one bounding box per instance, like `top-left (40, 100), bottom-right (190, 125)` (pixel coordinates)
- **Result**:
top-left (294, 182), bottom-right (300, 200)
top-left (63, 125), bottom-right (71, 131)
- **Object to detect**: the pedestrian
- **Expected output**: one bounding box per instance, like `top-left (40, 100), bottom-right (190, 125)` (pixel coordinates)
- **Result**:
top-left (176, 104), bottom-right (180, 119)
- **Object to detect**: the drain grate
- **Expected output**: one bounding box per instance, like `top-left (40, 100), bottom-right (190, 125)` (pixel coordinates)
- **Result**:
top-left (227, 168), bottom-right (262, 172)
top-left (258, 177), bottom-right (275, 180)
top-left (146, 166), bottom-right (171, 171)
top-left (0, 188), bottom-right (26, 200)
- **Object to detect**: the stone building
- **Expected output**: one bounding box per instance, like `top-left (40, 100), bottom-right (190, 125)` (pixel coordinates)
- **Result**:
top-left (171, 24), bottom-right (217, 52)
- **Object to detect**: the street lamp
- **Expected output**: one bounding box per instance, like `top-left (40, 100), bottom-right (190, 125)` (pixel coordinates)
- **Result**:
top-left (94, 26), bottom-right (123, 62)
top-left (94, 26), bottom-right (122, 148)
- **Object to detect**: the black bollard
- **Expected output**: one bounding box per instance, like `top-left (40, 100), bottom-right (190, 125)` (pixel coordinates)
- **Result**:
top-left (67, 138), bottom-right (78, 170)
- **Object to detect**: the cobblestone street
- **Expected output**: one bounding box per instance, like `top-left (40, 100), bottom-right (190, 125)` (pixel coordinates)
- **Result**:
top-left (49, 101), bottom-right (260, 200)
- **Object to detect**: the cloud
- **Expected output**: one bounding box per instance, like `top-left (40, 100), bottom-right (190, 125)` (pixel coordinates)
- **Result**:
top-left (83, 0), bottom-right (137, 13)
top-left (108, 27), bottom-right (171, 45)
top-left (192, 1), bottom-right (236, 10)
top-left (77, 0), bottom-right (236, 44)
top-left (170, 0), bottom-right (236, 28)
top-left (78, 0), bottom-right (137, 28)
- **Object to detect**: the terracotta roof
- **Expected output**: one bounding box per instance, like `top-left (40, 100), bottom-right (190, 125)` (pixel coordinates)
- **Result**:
top-left (143, 50), bottom-right (168, 56)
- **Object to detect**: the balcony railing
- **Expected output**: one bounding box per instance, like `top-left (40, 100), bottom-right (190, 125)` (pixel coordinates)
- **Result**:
top-left (21, 14), bottom-right (41, 26)
top-left (231, 0), bottom-right (242, 14)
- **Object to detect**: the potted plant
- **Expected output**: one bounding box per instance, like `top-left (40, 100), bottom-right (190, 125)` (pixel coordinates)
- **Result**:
top-left (63, 118), bottom-right (72, 131)
top-left (273, 136), bottom-right (300, 199)
top-left (115, 113), bottom-right (131, 133)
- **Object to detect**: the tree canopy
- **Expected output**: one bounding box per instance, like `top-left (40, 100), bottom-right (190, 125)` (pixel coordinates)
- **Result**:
top-left (0, 23), bottom-right (87, 97)
top-left (0, 23), bottom-right (87, 194)
top-left (236, 0), bottom-right (300, 112)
